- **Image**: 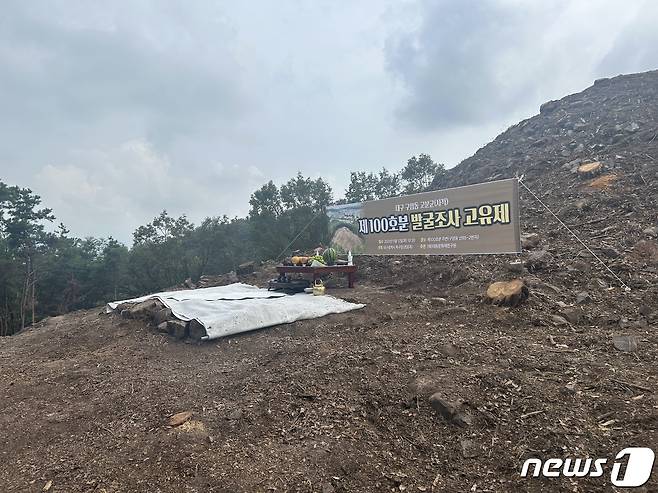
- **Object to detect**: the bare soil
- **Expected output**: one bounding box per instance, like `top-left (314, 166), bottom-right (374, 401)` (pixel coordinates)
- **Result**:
top-left (1, 263), bottom-right (656, 492)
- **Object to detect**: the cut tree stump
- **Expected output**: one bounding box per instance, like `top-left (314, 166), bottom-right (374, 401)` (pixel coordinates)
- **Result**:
top-left (577, 161), bottom-right (602, 178)
top-left (484, 279), bottom-right (529, 307)
top-left (188, 319), bottom-right (207, 341)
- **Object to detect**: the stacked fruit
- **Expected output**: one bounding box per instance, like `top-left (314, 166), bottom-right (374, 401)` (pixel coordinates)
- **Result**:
top-left (287, 248), bottom-right (338, 266)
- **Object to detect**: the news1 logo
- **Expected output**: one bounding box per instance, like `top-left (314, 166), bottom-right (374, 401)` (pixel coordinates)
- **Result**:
top-left (520, 447), bottom-right (655, 487)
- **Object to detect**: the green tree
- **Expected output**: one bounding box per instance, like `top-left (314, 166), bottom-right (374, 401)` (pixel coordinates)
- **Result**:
top-left (374, 168), bottom-right (400, 199)
top-left (401, 154), bottom-right (445, 194)
top-left (345, 171), bottom-right (378, 202)
top-left (344, 168), bottom-right (400, 203)
top-left (249, 174), bottom-right (332, 260)
top-left (130, 211), bottom-right (196, 292)
top-left (249, 181), bottom-right (283, 217)
top-left (0, 181), bottom-right (55, 330)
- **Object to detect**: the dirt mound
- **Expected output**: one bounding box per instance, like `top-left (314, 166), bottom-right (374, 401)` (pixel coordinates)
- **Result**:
top-left (433, 69), bottom-right (658, 189)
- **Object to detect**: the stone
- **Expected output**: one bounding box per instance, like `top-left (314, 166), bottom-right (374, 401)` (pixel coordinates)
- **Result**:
top-left (643, 226), bottom-right (658, 237)
top-left (612, 335), bottom-right (639, 352)
top-left (176, 419), bottom-right (208, 440)
top-left (550, 314), bottom-right (570, 326)
top-left (156, 322), bottom-right (169, 333)
top-left (428, 393), bottom-right (471, 427)
top-left (438, 343), bottom-right (460, 357)
top-left (599, 247), bottom-right (622, 258)
top-left (624, 122), bottom-right (640, 133)
top-left (153, 307), bottom-right (172, 326)
top-left (507, 260), bottom-right (524, 274)
top-left (521, 233), bottom-right (541, 250)
top-left (563, 158), bottom-right (582, 170)
top-left (524, 250), bottom-right (552, 270)
top-left (569, 260), bottom-right (589, 273)
top-left (576, 291), bottom-right (592, 305)
top-left (461, 439), bottom-right (480, 458)
top-left (321, 483), bottom-right (336, 493)
top-left (188, 319), bottom-right (207, 341)
top-left (167, 320), bottom-right (189, 339)
top-left (639, 305), bottom-right (653, 318)
top-left (560, 308), bottom-right (582, 324)
top-left (127, 299), bottom-right (159, 319)
top-left (168, 410), bottom-right (193, 427)
top-left (633, 240), bottom-right (658, 262)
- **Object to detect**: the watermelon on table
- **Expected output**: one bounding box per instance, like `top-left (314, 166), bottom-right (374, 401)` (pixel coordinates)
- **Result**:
top-left (322, 248), bottom-right (337, 266)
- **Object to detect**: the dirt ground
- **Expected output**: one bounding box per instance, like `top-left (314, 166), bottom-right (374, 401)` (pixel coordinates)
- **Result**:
top-left (1, 262), bottom-right (656, 492)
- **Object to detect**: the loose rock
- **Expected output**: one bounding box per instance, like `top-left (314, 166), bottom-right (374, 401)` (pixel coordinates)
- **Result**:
top-left (167, 320), bottom-right (189, 340)
top-left (153, 307), bottom-right (172, 326)
top-left (428, 393), bottom-right (472, 427)
top-left (576, 291), bottom-right (592, 304)
top-left (524, 250), bottom-right (552, 271)
top-left (521, 233), bottom-right (541, 250)
top-left (460, 439), bottom-right (480, 459)
top-left (613, 335), bottom-right (639, 352)
top-left (168, 410), bottom-right (193, 427)
top-left (188, 319), bottom-right (207, 341)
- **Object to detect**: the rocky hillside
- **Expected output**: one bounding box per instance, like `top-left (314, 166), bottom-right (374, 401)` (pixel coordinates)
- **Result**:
top-left (434, 69), bottom-right (658, 189)
top-left (421, 70), bottom-right (658, 309)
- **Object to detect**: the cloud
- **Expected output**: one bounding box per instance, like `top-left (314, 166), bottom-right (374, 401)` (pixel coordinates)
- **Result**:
top-left (0, 1), bottom-right (245, 152)
top-left (35, 139), bottom-right (265, 243)
top-left (2, 0), bottom-right (658, 244)
top-left (385, 0), bottom-right (656, 129)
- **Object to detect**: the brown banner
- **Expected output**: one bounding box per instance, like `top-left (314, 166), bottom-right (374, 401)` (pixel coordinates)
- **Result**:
top-left (326, 178), bottom-right (521, 255)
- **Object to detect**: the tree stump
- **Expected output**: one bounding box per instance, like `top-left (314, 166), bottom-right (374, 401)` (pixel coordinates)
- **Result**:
top-left (484, 279), bottom-right (529, 307)
top-left (577, 161), bottom-right (602, 178)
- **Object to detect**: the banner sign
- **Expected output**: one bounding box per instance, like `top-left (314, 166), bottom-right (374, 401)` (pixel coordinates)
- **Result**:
top-left (326, 178), bottom-right (521, 255)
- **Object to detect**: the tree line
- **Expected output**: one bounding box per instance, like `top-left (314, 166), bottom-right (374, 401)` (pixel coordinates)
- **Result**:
top-left (0, 154), bottom-right (443, 335)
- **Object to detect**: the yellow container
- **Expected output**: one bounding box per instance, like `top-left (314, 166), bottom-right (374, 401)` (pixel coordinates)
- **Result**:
top-left (312, 279), bottom-right (325, 296)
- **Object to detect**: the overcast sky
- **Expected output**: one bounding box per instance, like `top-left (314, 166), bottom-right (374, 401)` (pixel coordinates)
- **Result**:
top-left (1, 0), bottom-right (657, 243)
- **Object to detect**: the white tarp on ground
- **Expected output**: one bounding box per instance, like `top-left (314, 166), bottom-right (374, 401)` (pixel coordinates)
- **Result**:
top-left (107, 283), bottom-right (365, 340)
